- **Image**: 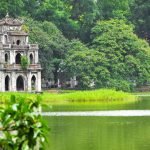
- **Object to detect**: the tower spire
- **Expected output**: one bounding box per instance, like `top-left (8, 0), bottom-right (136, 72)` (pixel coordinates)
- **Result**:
top-left (5, 12), bottom-right (9, 18)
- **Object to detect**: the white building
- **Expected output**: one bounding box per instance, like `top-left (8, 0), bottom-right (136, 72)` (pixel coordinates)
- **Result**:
top-left (0, 15), bottom-right (42, 92)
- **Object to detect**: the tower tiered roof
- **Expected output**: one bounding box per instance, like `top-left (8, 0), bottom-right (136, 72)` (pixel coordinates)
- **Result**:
top-left (0, 13), bottom-right (23, 26)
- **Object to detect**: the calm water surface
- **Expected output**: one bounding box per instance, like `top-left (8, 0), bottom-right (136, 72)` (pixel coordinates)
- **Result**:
top-left (45, 96), bottom-right (150, 150)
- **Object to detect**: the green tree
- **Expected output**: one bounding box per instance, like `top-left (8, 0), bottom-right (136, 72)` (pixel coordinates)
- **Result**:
top-left (131, 0), bottom-right (150, 42)
top-left (33, 0), bottom-right (80, 39)
top-left (63, 20), bottom-right (150, 91)
top-left (0, 0), bottom-right (24, 17)
top-left (25, 18), bottom-right (68, 82)
top-left (22, 0), bottom-right (40, 17)
top-left (66, 0), bottom-right (99, 42)
top-left (63, 39), bottom-right (109, 89)
top-left (96, 0), bottom-right (133, 20)
top-left (91, 19), bottom-right (150, 90)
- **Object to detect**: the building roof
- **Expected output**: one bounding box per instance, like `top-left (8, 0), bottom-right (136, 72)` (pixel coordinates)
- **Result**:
top-left (7, 31), bottom-right (28, 36)
top-left (0, 13), bottom-right (23, 26)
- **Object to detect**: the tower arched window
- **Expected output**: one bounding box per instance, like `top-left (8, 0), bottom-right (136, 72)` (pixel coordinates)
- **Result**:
top-left (5, 53), bottom-right (9, 63)
top-left (15, 53), bottom-right (21, 64)
top-left (4, 35), bottom-right (7, 43)
top-left (29, 54), bottom-right (34, 64)
top-left (16, 40), bottom-right (21, 45)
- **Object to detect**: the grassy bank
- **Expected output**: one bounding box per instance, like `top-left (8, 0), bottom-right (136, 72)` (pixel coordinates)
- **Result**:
top-left (0, 89), bottom-right (136, 105)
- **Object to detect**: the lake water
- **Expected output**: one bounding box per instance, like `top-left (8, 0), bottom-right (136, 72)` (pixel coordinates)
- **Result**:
top-left (45, 96), bottom-right (150, 150)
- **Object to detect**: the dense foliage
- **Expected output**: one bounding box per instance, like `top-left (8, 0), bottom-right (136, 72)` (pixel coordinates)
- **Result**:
top-left (0, 95), bottom-right (47, 150)
top-left (0, 0), bottom-right (150, 91)
top-left (24, 18), bottom-right (68, 82)
top-left (91, 19), bottom-right (150, 90)
top-left (131, 0), bottom-right (150, 42)
top-left (64, 20), bottom-right (150, 91)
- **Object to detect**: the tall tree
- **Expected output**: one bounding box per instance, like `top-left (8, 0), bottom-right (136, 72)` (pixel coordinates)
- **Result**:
top-left (25, 18), bottom-right (68, 82)
top-left (22, 0), bottom-right (40, 17)
top-left (33, 0), bottom-right (79, 39)
top-left (131, 0), bottom-right (150, 42)
top-left (67, 0), bottom-right (99, 41)
top-left (63, 39), bottom-right (109, 89)
top-left (0, 0), bottom-right (24, 18)
top-left (96, 0), bottom-right (133, 20)
top-left (91, 19), bottom-right (150, 89)
top-left (62, 19), bottom-right (150, 91)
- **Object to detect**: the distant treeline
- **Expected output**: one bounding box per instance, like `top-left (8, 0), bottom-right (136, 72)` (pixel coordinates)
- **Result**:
top-left (0, 0), bottom-right (150, 91)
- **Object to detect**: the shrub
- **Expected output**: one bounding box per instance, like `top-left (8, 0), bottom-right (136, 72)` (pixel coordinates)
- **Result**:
top-left (21, 56), bottom-right (29, 70)
top-left (0, 95), bottom-right (47, 150)
top-left (107, 79), bottom-right (132, 92)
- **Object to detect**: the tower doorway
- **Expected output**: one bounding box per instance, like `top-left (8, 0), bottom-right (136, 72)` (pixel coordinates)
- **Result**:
top-left (5, 75), bottom-right (10, 91)
top-left (16, 76), bottom-right (24, 91)
top-left (31, 75), bottom-right (36, 90)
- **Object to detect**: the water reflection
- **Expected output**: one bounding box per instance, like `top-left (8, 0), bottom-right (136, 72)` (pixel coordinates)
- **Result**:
top-left (45, 97), bottom-right (150, 150)
top-left (46, 116), bottom-right (150, 150)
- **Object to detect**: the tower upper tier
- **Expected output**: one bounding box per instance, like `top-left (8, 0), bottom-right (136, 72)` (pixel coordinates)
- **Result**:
top-left (0, 14), bottom-right (29, 45)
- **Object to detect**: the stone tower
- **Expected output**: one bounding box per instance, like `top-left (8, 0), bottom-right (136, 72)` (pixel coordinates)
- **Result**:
top-left (0, 15), bottom-right (42, 92)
